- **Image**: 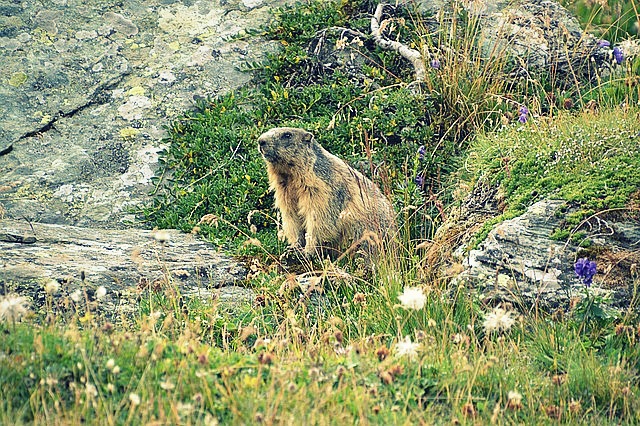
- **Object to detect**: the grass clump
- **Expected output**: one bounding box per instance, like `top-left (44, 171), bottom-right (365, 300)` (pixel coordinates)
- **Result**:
top-left (461, 108), bottom-right (640, 224)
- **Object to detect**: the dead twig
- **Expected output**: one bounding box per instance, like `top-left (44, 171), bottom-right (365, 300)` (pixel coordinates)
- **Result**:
top-left (371, 3), bottom-right (426, 82)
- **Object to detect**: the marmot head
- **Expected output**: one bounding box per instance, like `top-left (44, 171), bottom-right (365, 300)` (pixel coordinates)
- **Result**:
top-left (258, 127), bottom-right (314, 168)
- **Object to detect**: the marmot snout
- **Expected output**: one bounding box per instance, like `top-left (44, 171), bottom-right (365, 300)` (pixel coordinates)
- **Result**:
top-left (258, 127), bottom-right (396, 258)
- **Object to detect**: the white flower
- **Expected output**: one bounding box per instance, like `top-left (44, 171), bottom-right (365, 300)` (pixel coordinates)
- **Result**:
top-left (397, 287), bottom-right (427, 310)
top-left (177, 402), bottom-right (194, 416)
top-left (496, 273), bottom-right (513, 288)
top-left (508, 390), bottom-right (522, 403)
top-left (160, 380), bottom-right (175, 390)
top-left (153, 229), bottom-right (171, 244)
top-left (0, 294), bottom-right (30, 323)
top-left (112, 365), bottom-right (121, 375)
top-left (483, 307), bottom-right (516, 333)
top-left (70, 289), bottom-right (82, 303)
top-left (393, 335), bottom-right (420, 359)
top-left (335, 37), bottom-right (347, 50)
top-left (507, 390), bottom-right (523, 410)
top-left (129, 393), bottom-right (141, 406)
top-left (96, 286), bottom-right (107, 300)
top-left (85, 382), bottom-right (98, 398)
top-left (106, 358), bottom-right (116, 370)
top-left (44, 279), bottom-right (60, 295)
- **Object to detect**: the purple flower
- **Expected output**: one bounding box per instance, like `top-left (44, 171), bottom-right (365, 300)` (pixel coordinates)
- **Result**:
top-left (613, 46), bottom-right (624, 64)
top-left (518, 105), bottom-right (528, 123)
top-left (414, 174), bottom-right (425, 187)
top-left (597, 40), bottom-right (610, 48)
top-left (417, 145), bottom-right (426, 160)
top-left (430, 59), bottom-right (440, 69)
top-left (574, 258), bottom-right (597, 287)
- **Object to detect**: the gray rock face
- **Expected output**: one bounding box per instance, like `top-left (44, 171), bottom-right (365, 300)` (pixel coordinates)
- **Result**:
top-left (0, 218), bottom-right (250, 318)
top-left (417, 0), bottom-right (623, 85)
top-left (458, 199), bottom-right (640, 310)
top-left (0, 0), bottom-right (292, 227)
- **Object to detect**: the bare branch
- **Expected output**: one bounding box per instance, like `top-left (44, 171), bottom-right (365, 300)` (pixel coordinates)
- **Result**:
top-left (371, 3), bottom-right (426, 82)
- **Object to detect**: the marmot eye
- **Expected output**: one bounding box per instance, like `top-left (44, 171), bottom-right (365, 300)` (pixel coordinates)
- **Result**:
top-left (282, 132), bottom-right (292, 140)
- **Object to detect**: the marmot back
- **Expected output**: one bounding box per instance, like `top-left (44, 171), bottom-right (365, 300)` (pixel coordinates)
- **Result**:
top-left (258, 127), bottom-right (396, 258)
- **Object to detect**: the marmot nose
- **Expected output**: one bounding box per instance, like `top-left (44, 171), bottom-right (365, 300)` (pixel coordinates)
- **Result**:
top-left (258, 136), bottom-right (266, 149)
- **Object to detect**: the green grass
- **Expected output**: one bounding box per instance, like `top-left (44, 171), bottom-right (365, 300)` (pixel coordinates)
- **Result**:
top-left (2, 268), bottom-right (640, 424)
top-left (560, 0), bottom-right (639, 41)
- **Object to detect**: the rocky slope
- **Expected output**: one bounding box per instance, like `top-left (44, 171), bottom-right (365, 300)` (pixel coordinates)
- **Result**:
top-left (1, 0), bottom-right (292, 226)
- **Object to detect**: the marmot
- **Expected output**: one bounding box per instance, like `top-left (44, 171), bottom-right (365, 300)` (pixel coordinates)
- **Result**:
top-left (258, 127), bottom-right (396, 258)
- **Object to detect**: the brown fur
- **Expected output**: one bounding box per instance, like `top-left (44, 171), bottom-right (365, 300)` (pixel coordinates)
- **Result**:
top-left (258, 127), bottom-right (396, 258)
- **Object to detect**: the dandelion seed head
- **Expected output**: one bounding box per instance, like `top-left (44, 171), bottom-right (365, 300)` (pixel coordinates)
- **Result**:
top-left (85, 382), bottom-right (98, 398)
top-left (506, 390), bottom-right (523, 410)
top-left (160, 380), bottom-right (175, 390)
top-left (70, 289), bottom-right (82, 303)
top-left (0, 294), bottom-right (30, 323)
top-left (398, 287), bottom-right (427, 310)
top-left (153, 229), bottom-right (171, 244)
top-left (393, 335), bottom-right (420, 359)
top-left (129, 393), bottom-right (141, 406)
top-left (44, 280), bottom-right (60, 295)
top-left (96, 286), bottom-right (107, 300)
top-left (483, 306), bottom-right (516, 333)
top-left (177, 402), bottom-right (194, 416)
top-left (105, 358), bottom-right (115, 370)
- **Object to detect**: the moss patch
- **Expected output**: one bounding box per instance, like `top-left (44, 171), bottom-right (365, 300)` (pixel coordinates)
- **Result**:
top-left (461, 108), bottom-right (640, 235)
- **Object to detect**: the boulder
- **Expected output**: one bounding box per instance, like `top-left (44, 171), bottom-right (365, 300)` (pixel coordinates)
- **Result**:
top-left (457, 199), bottom-right (640, 310)
top-left (416, 0), bottom-right (628, 86)
top-left (0, 0), bottom-right (293, 227)
top-left (0, 219), bottom-right (249, 319)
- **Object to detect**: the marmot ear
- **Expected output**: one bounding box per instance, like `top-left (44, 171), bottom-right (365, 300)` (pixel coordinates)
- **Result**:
top-left (303, 130), bottom-right (314, 145)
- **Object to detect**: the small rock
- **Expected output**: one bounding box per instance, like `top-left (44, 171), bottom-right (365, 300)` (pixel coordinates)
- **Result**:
top-left (117, 95), bottom-right (153, 120)
top-left (103, 12), bottom-right (139, 36)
